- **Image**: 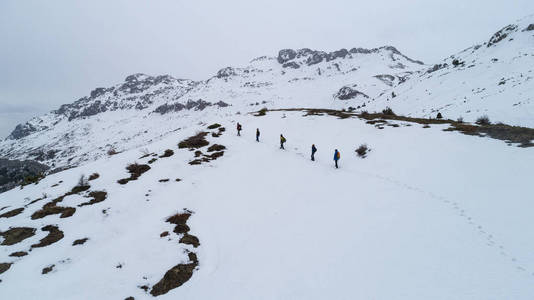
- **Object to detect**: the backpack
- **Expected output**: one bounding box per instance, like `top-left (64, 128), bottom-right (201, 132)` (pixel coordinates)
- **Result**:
top-left (281, 136), bottom-right (286, 143)
top-left (336, 151), bottom-right (340, 159)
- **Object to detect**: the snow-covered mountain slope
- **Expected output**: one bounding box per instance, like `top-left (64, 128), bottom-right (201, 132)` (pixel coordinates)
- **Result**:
top-left (1, 111), bottom-right (534, 299)
top-left (0, 46), bottom-right (423, 168)
top-left (366, 15), bottom-right (534, 126)
top-left (3, 13), bottom-right (534, 170)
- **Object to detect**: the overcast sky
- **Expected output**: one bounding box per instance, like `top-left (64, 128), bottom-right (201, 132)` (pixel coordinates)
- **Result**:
top-left (1, 0), bottom-right (533, 137)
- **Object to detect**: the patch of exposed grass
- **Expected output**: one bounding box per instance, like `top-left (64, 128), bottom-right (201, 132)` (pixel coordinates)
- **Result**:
top-left (79, 191), bottom-right (107, 207)
top-left (159, 149), bottom-right (174, 158)
top-left (0, 207), bottom-right (24, 218)
top-left (31, 225), bottom-right (64, 248)
top-left (178, 132), bottom-right (209, 149)
top-left (117, 164), bottom-right (151, 185)
top-left (88, 173), bottom-right (100, 181)
top-left (207, 123), bottom-right (221, 129)
top-left (9, 251), bottom-right (28, 257)
top-left (150, 261), bottom-right (197, 296)
top-left (207, 144), bottom-right (226, 152)
top-left (1, 227), bottom-right (36, 246)
top-left (72, 238), bottom-right (88, 246)
top-left (42, 264), bottom-right (55, 275)
top-left (180, 234), bottom-right (200, 248)
top-left (254, 108), bottom-right (268, 116)
top-left (0, 263), bottom-right (12, 274)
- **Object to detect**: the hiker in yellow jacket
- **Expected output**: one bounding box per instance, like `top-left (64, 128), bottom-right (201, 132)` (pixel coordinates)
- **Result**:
top-left (280, 134), bottom-right (286, 149)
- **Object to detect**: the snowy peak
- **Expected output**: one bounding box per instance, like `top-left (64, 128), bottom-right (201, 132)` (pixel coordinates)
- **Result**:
top-left (276, 46), bottom-right (424, 69)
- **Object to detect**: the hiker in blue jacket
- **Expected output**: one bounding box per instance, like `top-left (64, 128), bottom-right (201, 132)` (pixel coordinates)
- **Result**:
top-left (256, 128), bottom-right (260, 142)
top-left (333, 149), bottom-right (340, 168)
top-left (311, 144), bottom-right (317, 161)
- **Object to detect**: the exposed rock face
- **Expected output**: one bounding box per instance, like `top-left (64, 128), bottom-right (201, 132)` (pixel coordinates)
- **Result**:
top-left (488, 25), bottom-right (518, 47)
top-left (334, 86), bottom-right (369, 100)
top-left (525, 24), bottom-right (534, 31)
top-left (154, 100), bottom-right (229, 115)
top-left (0, 159), bottom-right (50, 193)
top-left (282, 62), bottom-right (300, 69)
top-left (216, 67), bottom-right (236, 78)
top-left (427, 63), bottom-right (448, 74)
top-left (374, 74), bottom-right (396, 86)
top-left (277, 46), bottom-right (423, 68)
top-left (8, 123), bottom-right (38, 140)
top-left (277, 49), bottom-right (297, 64)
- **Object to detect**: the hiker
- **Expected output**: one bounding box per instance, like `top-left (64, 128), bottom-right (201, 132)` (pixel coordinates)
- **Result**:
top-left (311, 144), bottom-right (317, 161)
top-left (333, 149), bottom-right (340, 168)
top-left (280, 134), bottom-right (286, 149)
top-left (256, 128), bottom-right (260, 142)
top-left (237, 123), bottom-right (242, 136)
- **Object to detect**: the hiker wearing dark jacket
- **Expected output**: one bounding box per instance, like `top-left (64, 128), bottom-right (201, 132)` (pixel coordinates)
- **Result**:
top-left (280, 134), bottom-right (286, 149)
top-left (333, 149), bottom-right (340, 168)
top-left (311, 144), bottom-right (317, 161)
top-left (237, 123), bottom-right (242, 136)
top-left (256, 128), bottom-right (260, 142)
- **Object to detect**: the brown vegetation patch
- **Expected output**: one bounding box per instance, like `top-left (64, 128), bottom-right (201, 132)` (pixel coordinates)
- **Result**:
top-left (160, 231), bottom-right (169, 238)
top-left (150, 261), bottom-right (197, 296)
top-left (268, 108), bottom-right (534, 148)
top-left (178, 132), bottom-right (209, 149)
top-left (88, 173), bottom-right (100, 181)
top-left (34, 183), bottom-right (91, 217)
top-left (189, 150), bottom-right (225, 165)
top-left (148, 158), bottom-right (158, 164)
top-left (0, 263), bottom-right (12, 274)
top-left (42, 264), bottom-right (55, 274)
top-left (167, 212), bottom-right (191, 228)
top-left (175, 178), bottom-right (182, 182)
top-left (0, 207), bottom-right (24, 218)
top-left (79, 191), bottom-right (107, 207)
top-left (31, 225), bottom-right (64, 248)
top-left (1, 227), bottom-right (36, 245)
top-left (31, 194), bottom-right (77, 219)
top-left (207, 123), bottom-right (221, 129)
top-left (9, 251), bottom-right (28, 257)
top-left (445, 123), bottom-right (534, 147)
top-left (180, 234), bottom-right (200, 248)
top-left (207, 144), bottom-right (226, 152)
top-left (159, 179), bottom-right (170, 183)
top-left (117, 164), bottom-right (151, 185)
top-left (160, 149), bottom-right (174, 158)
top-left (72, 238), bottom-right (88, 246)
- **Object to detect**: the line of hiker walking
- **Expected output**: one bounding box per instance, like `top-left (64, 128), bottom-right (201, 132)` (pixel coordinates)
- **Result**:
top-left (237, 123), bottom-right (341, 168)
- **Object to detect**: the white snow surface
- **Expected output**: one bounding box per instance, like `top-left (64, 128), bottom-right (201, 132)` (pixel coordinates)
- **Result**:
top-left (1, 110), bottom-right (534, 299)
